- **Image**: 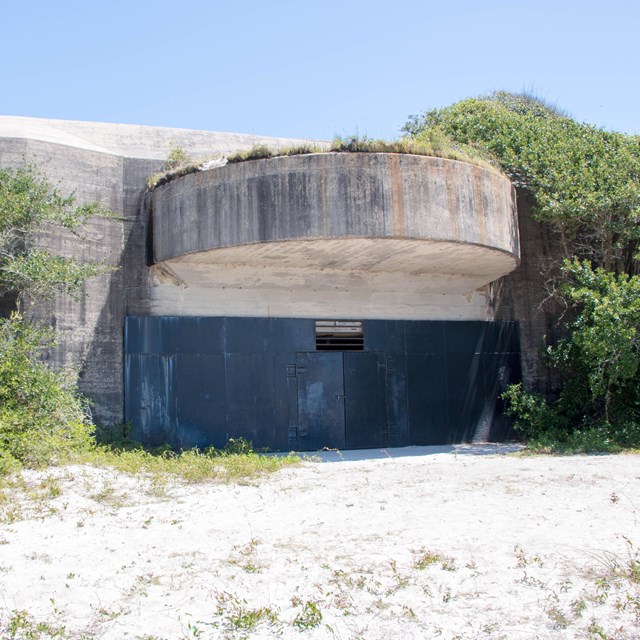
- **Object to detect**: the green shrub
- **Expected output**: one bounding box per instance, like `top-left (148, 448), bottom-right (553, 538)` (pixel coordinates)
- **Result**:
top-left (0, 314), bottom-right (94, 469)
top-left (226, 144), bottom-right (275, 163)
top-left (408, 93), bottom-right (640, 450)
top-left (163, 144), bottom-right (191, 170)
top-left (0, 163), bottom-right (112, 303)
top-left (147, 132), bottom-right (499, 190)
top-left (330, 133), bottom-right (496, 170)
top-left (506, 261), bottom-right (640, 450)
top-left (71, 444), bottom-right (299, 484)
top-left (501, 383), bottom-right (566, 440)
top-left (405, 91), bottom-right (640, 274)
top-left (83, 430), bottom-right (299, 483)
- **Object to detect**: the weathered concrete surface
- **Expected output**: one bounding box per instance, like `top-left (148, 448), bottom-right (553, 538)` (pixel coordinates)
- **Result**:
top-left (153, 153), bottom-right (518, 266)
top-left (149, 263), bottom-right (496, 320)
top-left (494, 190), bottom-right (566, 394)
top-left (150, 153), bottom-right (518, 318)
top-left (0, 116), bottom-right (320, 424)
top-left (0, 115), bottom-right (531, 425)
top-left (0, 115), bottom-right (318, 159)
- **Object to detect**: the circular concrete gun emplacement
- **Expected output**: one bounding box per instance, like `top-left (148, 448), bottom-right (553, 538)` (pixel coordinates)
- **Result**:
top-left (148, 152), bottom-right (519, 319)
top-left (125, 152), bottom-right (523, 452)
top-left (0, 116), bottom-right (529, 452)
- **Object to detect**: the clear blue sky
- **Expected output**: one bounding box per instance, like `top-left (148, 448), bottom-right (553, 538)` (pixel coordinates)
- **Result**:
top-left (2, 0), bottom-right (638, 140)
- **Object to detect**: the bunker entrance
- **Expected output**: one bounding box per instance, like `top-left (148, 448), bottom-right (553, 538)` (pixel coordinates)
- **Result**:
top-left (124, 317), bottom-right (521, 451)
top-left (295, 351), bottom-right (393, 450)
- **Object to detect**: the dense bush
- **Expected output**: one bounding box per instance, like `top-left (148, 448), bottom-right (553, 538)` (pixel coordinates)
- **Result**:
top-left (0, 163), bottom-right (110, 302)
top-left (405, 92), bottom-right (640, 274)
top-left (502, 261), bottom-right (640, 450)
top-left (406, 93), bottom-right (640, 449)
top-left (0, 164), bottom-right (110, 471)
top-left (0, 314), bottom-right (94, 471)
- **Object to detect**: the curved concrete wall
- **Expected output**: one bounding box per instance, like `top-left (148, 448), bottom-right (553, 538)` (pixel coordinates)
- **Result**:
top-left (152, 153), bottom-right (519, 275)
top-left (149, 153), bottom-right (519, 318)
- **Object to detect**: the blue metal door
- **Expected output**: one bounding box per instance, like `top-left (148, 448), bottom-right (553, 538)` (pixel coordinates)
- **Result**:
top-left (297, 352), bottom-right (400, 450)
top-left (296, 352), bottom-right (346, 450)
top-left (344, 352), bottom-right (388, 449)
top-left (124, 317), bottom-right (521, 451)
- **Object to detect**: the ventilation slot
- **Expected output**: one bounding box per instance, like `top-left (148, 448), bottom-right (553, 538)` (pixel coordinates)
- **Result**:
top-left (316, 320), bottom-right (364, 351)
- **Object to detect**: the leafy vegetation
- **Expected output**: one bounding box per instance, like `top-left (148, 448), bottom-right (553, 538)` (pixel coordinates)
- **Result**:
top-left (225, 134), bottom-right (495, 170)
top-left (225, 142), bottom-right (321, 163)
top-left (0, 165), bottom-right (112, 472)
top-left (292, 600), bottom-right (322, 629)
top-left (146, 144), bottom-right (202, 189)
top-left (0, 165), bottom-right (295, 479)
top-left (163, 143), bottom-right (191, 170)
top-left (504, 260), bottom-right (640, 452)
top-left (0, 164), bottom-right (111, 304)
top-left (406, 92), bottom-right (640, 450)
top-left (75, 434), bottom-right (299, 483)
top-left (330, 132), bottom-right (495, 170)
top-left (0, 315), bottom-right (94, 471)
top-left (405, 91), bottom-right (640, 274)
top-left (1, 608), bottom-right (68, 639)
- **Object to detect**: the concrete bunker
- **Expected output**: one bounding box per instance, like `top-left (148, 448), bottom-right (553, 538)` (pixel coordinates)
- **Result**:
top-left (125, 152), bottom-right (522, 450)
top-left (0, 117), bottom-right (530, 450)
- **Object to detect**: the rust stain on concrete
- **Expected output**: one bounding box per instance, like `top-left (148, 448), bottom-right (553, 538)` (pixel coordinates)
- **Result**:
top-left (444, 161), bottom-right (460, 238)
top-left (473, 167), bottom-right (487, 244)
top-left (390, 154), bottom-right (405, 236)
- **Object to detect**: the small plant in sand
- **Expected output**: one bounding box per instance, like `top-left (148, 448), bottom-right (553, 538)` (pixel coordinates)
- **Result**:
top-left (1, 608), bottom-right (69, 639)
top-left (412, 548), bottom-right (442, 570)
top-left (586, 618), bottom-right (609, 637)
top-left (386, 559), bottom-right (410, 594)
top-left (209, 591), bottom-right (281, 639)
top-left (96, 604), bottom-right (129, 622)
top-left (545, 604), bottom-right (570, 629)
top-left (228, 538), bottom-right (263, 573)
top-left (570, 597), bottom-right (587, 617)
top-left (440, 556), bottom-right (458, 572)
top-left (517, 572), bottom-right (548, 590)
top-left (292, 600), bottom-right (323, 630)
top-left (585, 535), bottom-right (640, 625)
top-left (89, 481), bottom-right (128, 508)
top-left (0, 473), bottom-right (70, 523)
top-left (513, 544), bottom-right (545, 569)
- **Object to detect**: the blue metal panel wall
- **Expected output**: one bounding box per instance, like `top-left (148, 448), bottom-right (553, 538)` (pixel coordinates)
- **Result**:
top-left (124, 317), bottom-right (520, 451)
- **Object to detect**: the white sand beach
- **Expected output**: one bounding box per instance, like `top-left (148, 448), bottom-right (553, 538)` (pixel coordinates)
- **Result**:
top-left (1, 446), bottom-right (639, 639)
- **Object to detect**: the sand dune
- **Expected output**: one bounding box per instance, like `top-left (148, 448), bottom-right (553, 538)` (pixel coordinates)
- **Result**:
top-left (1, 446), bottom-right (639, 639)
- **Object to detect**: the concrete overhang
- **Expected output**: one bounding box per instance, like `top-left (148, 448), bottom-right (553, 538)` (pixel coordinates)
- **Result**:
top-left (150, 152), bottom-right (520, 295)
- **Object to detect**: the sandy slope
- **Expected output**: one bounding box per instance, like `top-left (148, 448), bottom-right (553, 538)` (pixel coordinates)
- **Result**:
top-left (0, 446), bottom-right (639, 639)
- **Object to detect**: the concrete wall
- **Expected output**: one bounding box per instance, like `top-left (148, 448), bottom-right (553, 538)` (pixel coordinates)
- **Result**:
top-left (0, 115), bottom-right (545, 428)
top-left (152, 153), bottom-right (518, 265)
top-left (0, 115), bottom-right (318, 160)
top-left (0, 116), bottom-right (318, 425)
top-left (149, 153), bottom-right (519, 321)
top-left (493, 190), bottom-right (566, 395)
top-left (0, 135), bottom-right (125, 424)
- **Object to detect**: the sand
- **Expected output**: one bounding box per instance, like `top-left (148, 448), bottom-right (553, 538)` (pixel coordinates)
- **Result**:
top-left (0, 445), bottom-right (639, 639)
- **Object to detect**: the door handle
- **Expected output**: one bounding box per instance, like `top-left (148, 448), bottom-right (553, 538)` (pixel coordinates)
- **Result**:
top-left (336, 394), bottom-right (345, 400)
